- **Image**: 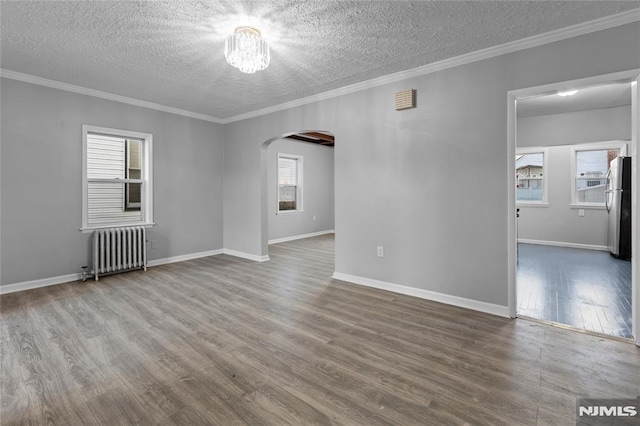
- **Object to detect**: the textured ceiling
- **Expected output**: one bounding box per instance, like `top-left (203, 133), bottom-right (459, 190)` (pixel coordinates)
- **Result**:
top-left (2, 1), bottom-right (639, 119)
top-left (517, 82), bottom-right (632, 118)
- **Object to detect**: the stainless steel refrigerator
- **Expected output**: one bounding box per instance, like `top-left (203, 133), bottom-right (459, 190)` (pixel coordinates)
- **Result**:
top-left (605, 156), bottom-right (632, 260)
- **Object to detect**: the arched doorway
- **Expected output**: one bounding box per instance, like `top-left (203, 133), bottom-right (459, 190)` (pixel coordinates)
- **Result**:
top-left (260, 131), bottom-right (335, 265)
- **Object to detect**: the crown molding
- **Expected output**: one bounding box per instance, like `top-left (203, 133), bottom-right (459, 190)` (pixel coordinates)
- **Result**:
top-left (0, 69), bottom-right (223, 124)
top-left (221, 8), bottom-right (640, 123)
top-left (2, 8), bottom-right (638, 125)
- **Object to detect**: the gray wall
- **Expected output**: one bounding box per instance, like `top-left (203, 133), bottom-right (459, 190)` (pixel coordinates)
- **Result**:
top-left (517, 145), bottom-right (607, 247)
top-left (517, 105), bottom-right (631, 147)
top-left (1, 78), bottom-right (224, 286)
top-left (2, 22), bottom-right (638, 308)
top-left (223, 22), bottom-right (640, 307)
top-left (267, 138), bottom-right (334, 241)
top-left (517, 107), bottom-right (631, 247)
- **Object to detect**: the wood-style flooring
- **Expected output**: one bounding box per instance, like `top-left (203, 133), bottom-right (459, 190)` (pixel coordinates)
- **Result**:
top-left (1, 235), bottom-right (639, 425)
top-left (517, 243), bottom-right (632, 338)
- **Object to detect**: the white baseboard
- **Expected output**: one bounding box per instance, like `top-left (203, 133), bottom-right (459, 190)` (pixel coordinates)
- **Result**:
top-left (268, 230), bottom-right (335, 245)
top-left (151, 248), bottom-right (270, 264)
top-left (0, 273), bottom-right (81, 295)
top-left (332, 272), bottom-right (510, 318)
top-left (222, 249), bottom-right (270, 262)
top-left (517, 238), bottom-right (608, 251)
top-left (147, 249), bottom-right (223, 267)
top-left (0, 248), bottom-right (234, 295)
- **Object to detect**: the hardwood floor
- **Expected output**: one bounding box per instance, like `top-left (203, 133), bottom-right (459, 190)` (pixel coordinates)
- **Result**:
top-left (2, 234), bottom-right (639, 425)
top-left (517, 243), bottom-right (633, 338)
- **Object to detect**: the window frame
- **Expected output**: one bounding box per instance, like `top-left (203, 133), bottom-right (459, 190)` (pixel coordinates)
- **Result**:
top-left (81, 125), bottom-right (154, 232)
top-left (124, 139), bottom-right (142, 211)
top-left (277, 153), bottom-right (304, 215)
top-left (570, 140), bottom-right (627, 209)
top-left (516, 147), bottom-right (549, 207)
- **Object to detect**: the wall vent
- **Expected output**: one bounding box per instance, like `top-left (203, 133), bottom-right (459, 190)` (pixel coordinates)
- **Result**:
top-left (394, 89), bottom-right (416, 110)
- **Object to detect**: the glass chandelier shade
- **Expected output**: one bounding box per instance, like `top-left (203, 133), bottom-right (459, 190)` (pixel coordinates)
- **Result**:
top-left (224, 26), bottom-right (270, 74)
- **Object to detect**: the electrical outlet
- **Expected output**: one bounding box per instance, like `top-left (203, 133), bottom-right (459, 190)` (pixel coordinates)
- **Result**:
top-left (313, 215), bottom-right (316, 221)
top-left (377, 246), bottom-right (384, 257)
top-left (150, 240), bottom-right (158, 249)
top-left (578, 209), bottom-right (585, 217)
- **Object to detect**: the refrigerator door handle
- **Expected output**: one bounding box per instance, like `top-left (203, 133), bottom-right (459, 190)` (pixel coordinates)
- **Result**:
top-left (604, 168), bottom-right (613, 213)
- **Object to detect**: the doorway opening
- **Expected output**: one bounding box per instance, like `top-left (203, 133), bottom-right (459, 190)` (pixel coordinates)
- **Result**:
top-left (259, 130), bottom-right (335, 266)
top-left (507, 70), bottom-right (639, 343)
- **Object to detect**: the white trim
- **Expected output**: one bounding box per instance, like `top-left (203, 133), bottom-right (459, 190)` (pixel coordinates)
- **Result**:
top-left (221, 9), bottom-right (640, 123)
top-left (568, 140), bottom-right (630, 151)
top-left (518, 239), bottom-right (608, 251)
top-left (569, 204), bottom-right (606, 210)
top-left (268, 230), bottom-right (335, 245)
top-left (517, 203), bottom-right (549, 208)
top-left (332, 272), bottom-right (509, 318)
top-left (508, 91), bottom-right (517, 318)
top-left (0, 70), bottom-right (222, 124)
top-left (82, 125), bottom-right (154, 230)
top-left (80, 222), bottom-right (156, 233)
top-left (276, 210), bottom-right (305, 216)
top-left (508, 70), bottom-right (640, 100)
top-left (222, 249), bottom-right (270, 262)
top-left (147, 249), bottom-right (223, 267)
top-left (0, 273), bottom-right (81, 295)
top-left (2, 10), bottom-right (638, 124)
top-left (508, 68), bottom-right (640, 330)
top-left (144, 132), bottom-right (154, 233)
top-left (0, 250), bottom-right (224, 295)
top-left (516, 147), bottom-right (549, 204)
top-left (631, 74), bottom-right (639, 345)
top-left (0, 247), bottom-right (271, 295)
top-left (570, 140), bottom-right (628, 206)
top-left (277, 153), bottom-right (304, 213)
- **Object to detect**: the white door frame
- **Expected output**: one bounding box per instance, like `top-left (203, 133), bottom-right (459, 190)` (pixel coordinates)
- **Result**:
top-left (507, 69), bottom-right (640, 345)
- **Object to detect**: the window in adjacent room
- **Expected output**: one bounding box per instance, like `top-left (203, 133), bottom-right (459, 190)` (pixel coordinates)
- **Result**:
top-left (571, 141), bottom-right (626, 206)
top-left (82, 125), bottom-right (153, 230)
top-left (516, 149), bottom-right (547, 204)
top-left (277, 153), bottom-right (303, 213)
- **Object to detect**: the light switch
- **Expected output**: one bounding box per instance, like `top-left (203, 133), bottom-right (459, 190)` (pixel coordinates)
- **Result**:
top-left (578, 209), bottom-right (585, 217)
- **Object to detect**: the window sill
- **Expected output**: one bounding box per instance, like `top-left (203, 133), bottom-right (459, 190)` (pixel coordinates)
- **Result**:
top-left (517, 202), bottom-right (549, 208)
top-left (277, 210), bottom-right (304, 216)
top-left (569, 204), bottom-right (606, 210)
top-left (80, 222), bottom-right (155, 233)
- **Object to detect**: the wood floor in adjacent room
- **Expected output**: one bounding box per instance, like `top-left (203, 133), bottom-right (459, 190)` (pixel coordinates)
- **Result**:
top-left (1, 235), bottom-right (639, 425)
top-left (517, 243), bottom-right (633, 338)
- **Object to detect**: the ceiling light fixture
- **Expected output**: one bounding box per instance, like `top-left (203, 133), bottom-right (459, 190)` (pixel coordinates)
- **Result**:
top-left (557, 90), bottom-right (578, 97)
top-left (224, 26), bottom-right (270, 74)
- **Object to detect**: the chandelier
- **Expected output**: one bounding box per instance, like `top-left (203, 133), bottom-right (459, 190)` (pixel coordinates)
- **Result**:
top-left (224, 26), bottom-right (270, 74)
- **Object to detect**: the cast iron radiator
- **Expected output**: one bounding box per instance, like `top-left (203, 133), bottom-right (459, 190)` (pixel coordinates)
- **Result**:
top-left (92, 227), bottom-right (147, 280)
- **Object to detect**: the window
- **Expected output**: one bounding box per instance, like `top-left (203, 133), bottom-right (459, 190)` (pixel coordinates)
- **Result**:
top-left (125, 139), bottom-right (142, 210)
top-left (82, 125), bottom-right (153, 230)
top-left (571, 141), bottom-right (626, 206)
top-left (516, 148), bottom-right (547, 204)
top-left (277, 153), bottom-right (303, 213)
